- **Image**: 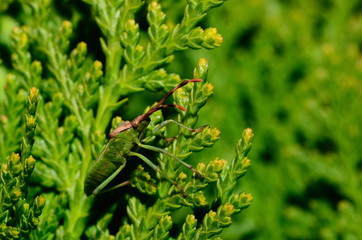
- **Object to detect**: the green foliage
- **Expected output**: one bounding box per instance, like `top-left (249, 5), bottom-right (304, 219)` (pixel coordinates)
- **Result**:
top-left (0, 0), bottom-right (253, 239)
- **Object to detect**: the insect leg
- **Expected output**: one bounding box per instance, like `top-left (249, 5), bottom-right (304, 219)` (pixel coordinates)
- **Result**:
top-left (91, 163), bottom-right (126, 195)
top-left (137, 143), bottom-right (204, 179)
top-left (100, 180), bottom-right (131, 194)
top-left (153, 119), bottom-right (208, 135)
top-left (129, 151), bottom-right (186, 197)
top-left (142, 120), bottom-right (208, 143)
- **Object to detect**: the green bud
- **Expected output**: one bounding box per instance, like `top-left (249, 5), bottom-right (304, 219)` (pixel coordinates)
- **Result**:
top-left (60, 20), bottom-right (72, 38)
top-left (186, 214), bottom-right (197, 226)
top-left (111, 116), bottom-right (123, 130)
top-left (219, 204), bottom-right (234, 216)
top-left (131, 165), bottom-right (157, 195)
top-left (203, 27), bottom-right (223, 49)
top-left (90, 60), bottom-right (103, 82)
top-left (9, 153), bottom-right (21, 177)
top-left (125, 19), bottom-right (137, 32)
top-left (70, 42), bottom-right (87, 67)
top-left (228, 193), bottom-right (253, 212)
top-left (33, 196), bottom-right (46, 216)
top-left (201, 83), bottom-right (213, 98)
top-left (235, 128), bottom-right (254, 160)
top-left (159, 215), bottom-right (172, 230)
top-left (23, 203), bottom-right (30, 215)
top-left (192, 192), bottom-right (208, 206)
top-left (29, 87), bottom-right (39, 104)
top-left (148, 2), bottom-right (165, 26)
top-left (204, 210), bottom-right (218, 228)
top-left (24, 155), bottom-right (36, 177)
top-left (177, 172), bottom-right (187, 182)
top-left (77, 42), bottom-right (87, 54)
top-left (4, 226), bottom-right (19, 239)
top-left (194, 58), bottom-right (209, 79)
top-left (123, 19), bottom-right (140, 46)
top-left (187, 27), bottom-right (204, 49)
top-left (134, 45), bottom-right (144, 59)
top-left (26, 115), bottom-right (36, 130)
top-left (240, 193), bottom-right (253, 207)
top-left (243, 128), bottom-right (254, 143)
top-left (197, 162), bottom-right (206, 175)
top-left (19, 33), bottom-right (29, 49)
top-left (241, 157), bottom-right (251, 170)
top-left (92, 60), bottom-right (103, 72)
top-left (10, 187), bottom-right (22, 202)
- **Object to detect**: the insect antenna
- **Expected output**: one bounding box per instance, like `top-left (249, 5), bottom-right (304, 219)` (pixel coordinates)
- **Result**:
top-left (131, 79), bottom-right (202, 127)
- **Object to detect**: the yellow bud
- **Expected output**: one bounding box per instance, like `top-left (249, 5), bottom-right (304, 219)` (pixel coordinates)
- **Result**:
top-left (197, 194), bottom-right (208, 206)
top-left (199, 58), bottom-right (208, 67)
top-left (78, 41), bottom-right (87, 52)
top-left (213, 159), bottom-right (225, 171)
top-left (211, 128), bottom-right (220, 139)
top-left (20, 33), bottom-right (28, 48)
top-left (186, 214), bottom-right (196, 225)
top-left (27, 155), bottom-right (36, 164)
top-left (60, 20), bottom-right (72, 35)
top-left (26, 155), bottom-right (36, 173)
top-left (62, 20), bottom-right (72, 28)
top-left (201, 83), bottom-right (213, 97)
top-left (197, 162), bottom-right (205, 172)
top-left (0, 115), bottom-right (8, 124)
top-left (36, 195), bottom-right (46, 209)
top-left (137, 165), bottom-right (145, 171)
top-left (58, 127), bottom-right (64, 136)
top-left (115, 116), bottom-right (123, 124)
top-left (93, 60), bottom-right (102, 69)
top-left (125, 19), bottom-right (137, 32)
top-left (150, 1), bottom-right (159, 9)
top-left (241, 193), bottom-right (253, 203)
top-left (223, 204), bottom-right (234, 215)
top-left (1, 164), bottom-right (8, 171)
top-left (158, 69), bottom-right (167, 77)
top-left (9, 229), bottom-right (19, 238)
top-left (84, 72), bottom-right (91, 80)
top-left (208, 211), bottom-right (216, 219)
top-left (27, 115), bottom-right (36, 126)
top-left (214, 34), bottom-right (223, 45)
top-left (242, 158), bottom-right (251, 169)
top-left (23, 203), bottom-right (30, 213)
top-left (30, 87), bottom-right (39, 100)
top-left (178, 172), bottom-right (187, 181)
top-left (11, 189), bottom-right (22, 199)
top-left (243, 128), bottom-right (253, 142)
top-left (11, 153), bottom-right (20, 163)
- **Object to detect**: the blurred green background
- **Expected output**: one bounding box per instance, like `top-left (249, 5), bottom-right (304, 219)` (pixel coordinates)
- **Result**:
top-left (1, 0), bottom-right (361, 239)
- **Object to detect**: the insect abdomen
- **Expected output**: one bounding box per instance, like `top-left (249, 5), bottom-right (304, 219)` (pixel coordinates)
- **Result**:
top-left (84, 130), bottom-right (139, 196)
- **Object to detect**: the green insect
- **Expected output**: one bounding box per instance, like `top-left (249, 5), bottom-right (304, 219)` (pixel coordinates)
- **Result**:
top-left (84, 79), bottom-right (206, 197)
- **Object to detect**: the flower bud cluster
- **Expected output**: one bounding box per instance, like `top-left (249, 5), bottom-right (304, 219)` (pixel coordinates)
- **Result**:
top-left (0, 88), bottom-right (44, 239)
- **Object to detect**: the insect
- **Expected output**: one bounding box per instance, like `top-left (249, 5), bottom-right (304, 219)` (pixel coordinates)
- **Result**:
top-left (84, 79), bottom-right (206, 197)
